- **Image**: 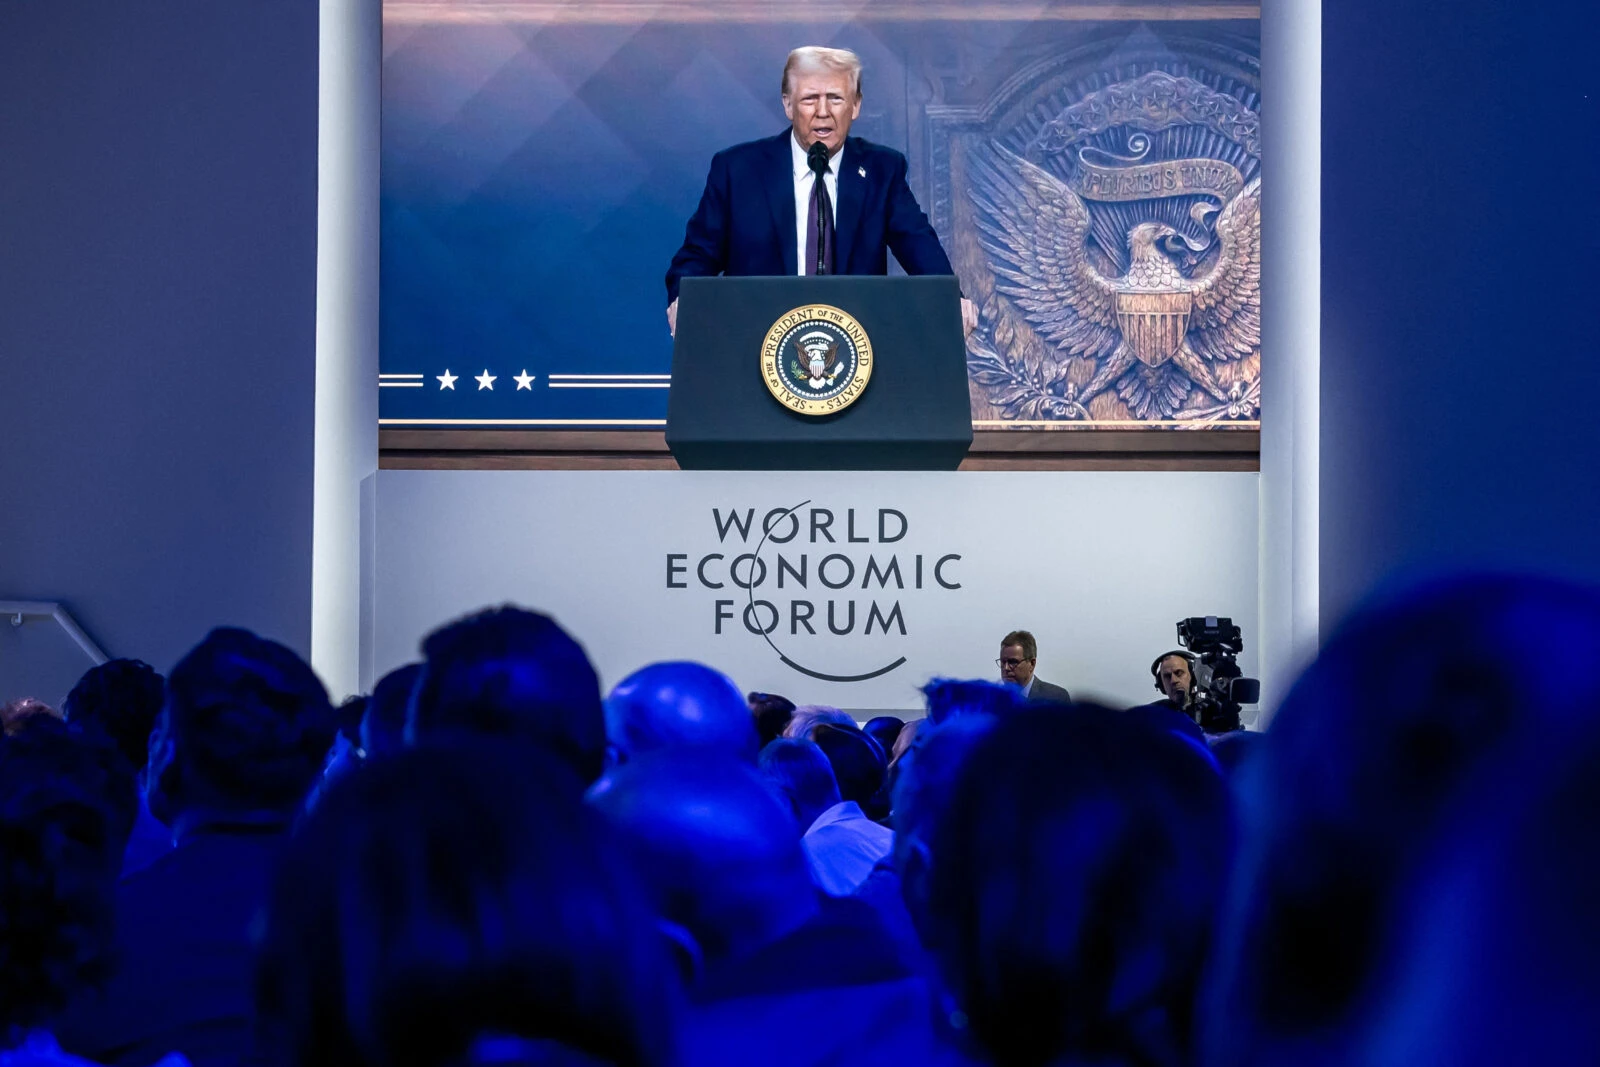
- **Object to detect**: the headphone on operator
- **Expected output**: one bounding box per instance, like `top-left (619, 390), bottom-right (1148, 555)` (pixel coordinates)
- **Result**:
top-left (1150, 650), bottom-right (1197, 693)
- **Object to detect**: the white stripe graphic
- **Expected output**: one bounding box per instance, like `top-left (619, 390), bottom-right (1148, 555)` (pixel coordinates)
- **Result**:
top-left (547, 382), bottom-right (671, 389)
top-left (547, 373), bottom-right (671, 380)
top-left (379, 418), bottom-right (668, 426)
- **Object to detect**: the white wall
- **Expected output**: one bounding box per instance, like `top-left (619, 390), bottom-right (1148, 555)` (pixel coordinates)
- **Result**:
top-left (373, 470), bottom-right (1260, 713)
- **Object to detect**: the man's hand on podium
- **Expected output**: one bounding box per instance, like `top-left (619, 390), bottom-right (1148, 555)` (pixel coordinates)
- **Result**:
top-left (667, 298), bottom-right (679, 338)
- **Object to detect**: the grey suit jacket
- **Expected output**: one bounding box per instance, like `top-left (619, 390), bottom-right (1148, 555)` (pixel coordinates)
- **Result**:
top-left (1027, 678), bottom-right (1072, 705)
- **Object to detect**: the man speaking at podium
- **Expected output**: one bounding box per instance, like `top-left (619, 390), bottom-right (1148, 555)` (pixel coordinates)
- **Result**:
top-left (665, 46), bottom-right (977, 338)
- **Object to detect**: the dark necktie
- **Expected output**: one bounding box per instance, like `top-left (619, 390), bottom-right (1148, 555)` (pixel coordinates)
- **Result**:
top-left (805, 160), bottom-right (835, 275)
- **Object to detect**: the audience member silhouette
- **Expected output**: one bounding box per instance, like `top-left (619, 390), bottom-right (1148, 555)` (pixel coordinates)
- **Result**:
top-left (61, 660), bottom-right (164, 773)
top-left (887, 715), bottom-right (999, 948)
top-left (314, 695), bottom-right (368, 790)
top-left (2, 697), bottom-right (60, 736)
top-left (890, 718), bottom-right (920, 763)
top-left (853, 716), bottom-right (998, 974)
top-left (762, 735), bottom-right (892, 896)
top-left (781, 704), bottom-right (854, 739)
top-left (1207, 727), bottom-right (1262, 778)
top-left (407, 606), bottom-right (606, 784)
top-left (605, 661), bottom-right (757, 766)
top-left (590, 753), bottom-right (938, 1066)
top-left (746, 691), bottom-right (795, 749)
top-left (1201, 575), bottom-right (1600, 1067)
top-left (810, 718), bottom-right (892, 822)
top-left (0, 717), bottom-right (139, 869)
top-left (927, 705), bottom-right (1232, 1067)
top-left (592, 752), bottom-right (821, 972)
top-left (53, 627), bottom-right (337, 1067)
top-left (920, 678), bottom-right (1021, 726)
top-left (358, 662), bottom-right (419, 762)
top-left (756, 737), bottom-right (839, 827)
top-left (0, 720), bottom-right (161, 1066)
top-left (861, 715), bottom-right (905, 760)
top-left (1123, 695), bottom-right (1207, 745)
top-left (332, 693), bottom-right (366, 750)
top-left (859, 717), bottom-right (903, 822)
top-left (257, 741), bottom-right (676, 1067)
top-left (809, 723), bottom-right (885, 805)
top-left (1342, 722), bottom-right (1600, 1066)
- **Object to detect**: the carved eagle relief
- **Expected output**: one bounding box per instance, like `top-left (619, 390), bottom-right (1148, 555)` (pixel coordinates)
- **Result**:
top-left (968, 142), bottom-right (1260, 419)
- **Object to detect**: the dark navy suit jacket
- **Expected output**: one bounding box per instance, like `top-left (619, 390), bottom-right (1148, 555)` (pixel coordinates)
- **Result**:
top-left (665, 130), bottom-right (955, 303)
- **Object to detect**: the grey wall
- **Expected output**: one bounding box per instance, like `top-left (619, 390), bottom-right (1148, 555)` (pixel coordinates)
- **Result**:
top-left (0, 1), bottom-right (320, 694)
top-left (1320, 0), bottom-right (1600, 628)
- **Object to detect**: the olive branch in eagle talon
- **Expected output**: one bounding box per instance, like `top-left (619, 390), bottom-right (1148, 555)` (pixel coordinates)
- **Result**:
top-left (967, 329), bottom-right (1092, 421)
top-left (967, 141), bottom-right (1260, 419)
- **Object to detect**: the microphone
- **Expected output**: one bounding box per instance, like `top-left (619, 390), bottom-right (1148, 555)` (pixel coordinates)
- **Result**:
top-left (807, 141), bottom-right (832, 276)
top-left (807, 140), bottom-right (830, 176)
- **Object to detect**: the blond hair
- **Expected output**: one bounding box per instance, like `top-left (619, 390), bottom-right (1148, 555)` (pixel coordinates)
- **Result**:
top-left (781, 46), bottom-right (863, 99)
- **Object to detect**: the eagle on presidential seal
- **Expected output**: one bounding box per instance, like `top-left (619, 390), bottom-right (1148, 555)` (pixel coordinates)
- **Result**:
top-left (962, 71), bottom-right (1261, 423)
top-left (793, 333), bottom-right (842, 390)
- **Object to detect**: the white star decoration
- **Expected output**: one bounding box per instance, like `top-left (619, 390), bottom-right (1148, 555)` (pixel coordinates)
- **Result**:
top-left (476, 369), bottom-right (497, 390)
top-left (514, 370), bottom-right (535, 390)
top-left (436, 369), bottom-right (457, 390)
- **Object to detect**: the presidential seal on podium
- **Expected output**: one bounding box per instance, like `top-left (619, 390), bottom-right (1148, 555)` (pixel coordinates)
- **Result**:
top-left (760, 304), bottom-right (873, 416)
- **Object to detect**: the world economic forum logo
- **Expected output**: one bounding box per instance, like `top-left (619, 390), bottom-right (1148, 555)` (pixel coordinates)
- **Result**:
top-left (760, 305), bottom-right (873, 416)
top-left (665, 499), bottom-right (962, 683)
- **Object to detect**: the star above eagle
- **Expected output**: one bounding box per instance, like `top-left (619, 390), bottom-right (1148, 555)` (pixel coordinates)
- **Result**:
top-left (968, 142), bottom-right (1260, 419)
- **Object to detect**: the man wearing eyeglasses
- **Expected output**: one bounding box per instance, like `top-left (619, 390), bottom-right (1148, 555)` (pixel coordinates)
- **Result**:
top-left (997, 630), bottom-right (1071, 705)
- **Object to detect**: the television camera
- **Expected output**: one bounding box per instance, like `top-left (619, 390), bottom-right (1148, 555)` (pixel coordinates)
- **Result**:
top-left (1174, 616), bottom-right (1260, 733)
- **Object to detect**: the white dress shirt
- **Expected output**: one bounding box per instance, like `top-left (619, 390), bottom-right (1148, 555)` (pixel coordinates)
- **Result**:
top-left (801, 800), bottom-right (893, 896)
top-left (791, 133), bottom-right (841, 275)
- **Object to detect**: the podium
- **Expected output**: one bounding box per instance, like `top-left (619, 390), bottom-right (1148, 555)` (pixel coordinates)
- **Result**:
top-left (666, 276), bottom-right (973, 470)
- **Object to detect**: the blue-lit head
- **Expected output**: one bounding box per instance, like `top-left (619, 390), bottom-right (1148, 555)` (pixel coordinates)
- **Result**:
top-left (360, 662), bottom-right (420, 762)
top-left (1205, 573), bottom-right (1600, 1066)
top-left (591, 751), bottom-right (815, 968)
top-left (890, 714), bottom-right (998, 942)
top-left (604, 660), bottom-right (756, 767)
top-left (925, 704), bottom-right (1231, 1067)
top-left (757, 736), bottom-right (840, 830)
top-left (61, 657), bottom-right (165, 774)
top-left (148, 626), bottom-right (334, 827)
top-left (0, 717), bottom-right (140, 1040)
top-left (920, 677), bottom-right (1023, 726)
top-left (258, 741), bottom-right (674, 1067)
top-left (407, 606), bottom-right (605, 785)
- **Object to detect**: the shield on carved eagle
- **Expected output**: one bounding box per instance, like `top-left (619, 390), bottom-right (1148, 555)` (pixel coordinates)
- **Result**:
top-left (1116, 291), bottom-right (1194, 368)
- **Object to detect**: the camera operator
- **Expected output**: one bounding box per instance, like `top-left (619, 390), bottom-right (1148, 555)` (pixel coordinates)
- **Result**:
top-left (1126, 651), bottom-right (1206, 743)
top-left (1153, 651), bottom-right (1197, 713)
